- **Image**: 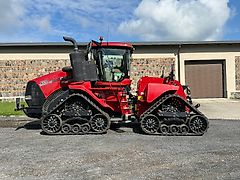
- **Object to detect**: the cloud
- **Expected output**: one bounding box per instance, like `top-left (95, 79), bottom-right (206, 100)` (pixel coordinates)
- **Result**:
top-left (0, 0), bottom-right (25, 34)
top-left (118, 0), bottom-right (232, 41)
top-left (0, 0), bottom-right (139, 42)
top-left (0, 0), bottom-right (54, 42)
top-left (0, 0), bottom-right (232, 42)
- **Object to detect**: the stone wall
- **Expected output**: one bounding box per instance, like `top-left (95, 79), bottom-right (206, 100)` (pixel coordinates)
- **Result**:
top-left (130, 58), bottom-right (175, 93)
top-left (0, 59), bottom-right (69, 97)
top-left (235, 57), bottom-right (240, 91)
top-left (0, 57), bottom-right (175, 97)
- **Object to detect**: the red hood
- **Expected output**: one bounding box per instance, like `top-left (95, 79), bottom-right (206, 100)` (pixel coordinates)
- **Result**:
top-left (30, 70), bottom-right (67, 98)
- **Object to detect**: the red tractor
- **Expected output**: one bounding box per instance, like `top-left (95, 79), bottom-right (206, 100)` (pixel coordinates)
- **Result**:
top-left (16, 36), bottom-right (209, 135)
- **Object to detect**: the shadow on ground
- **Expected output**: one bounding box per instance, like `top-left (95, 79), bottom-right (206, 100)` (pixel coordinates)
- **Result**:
top-left (14, 121), bottom-right (201, 136)
top-left (15, 120), bottom-right (41, 131)
top-left (15, 120), bottom-right (134, 134)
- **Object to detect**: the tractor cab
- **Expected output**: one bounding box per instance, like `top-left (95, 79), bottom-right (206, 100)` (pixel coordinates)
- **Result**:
top-left (88, 39), bottom-right (133, 82)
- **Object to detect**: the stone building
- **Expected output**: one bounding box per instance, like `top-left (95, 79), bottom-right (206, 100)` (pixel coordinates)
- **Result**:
top-left (0, 41), bottom-right (240, 99)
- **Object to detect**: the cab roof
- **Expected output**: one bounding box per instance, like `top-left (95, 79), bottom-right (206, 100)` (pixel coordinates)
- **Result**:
top-left (92, 42), bottom-right (133, 49)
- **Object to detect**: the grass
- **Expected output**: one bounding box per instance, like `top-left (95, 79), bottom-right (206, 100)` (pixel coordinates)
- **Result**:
top-left (0, 101), bottom-right (26, 116)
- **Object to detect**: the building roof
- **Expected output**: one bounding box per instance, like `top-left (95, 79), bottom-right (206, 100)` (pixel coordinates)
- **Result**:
top-left (1, 40), bottom-right (240, 47)
top-left (131, 41), bottom-right (240, 46)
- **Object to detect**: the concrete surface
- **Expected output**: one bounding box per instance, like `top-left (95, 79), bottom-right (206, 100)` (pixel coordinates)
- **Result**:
top-left (0, 120), bottom-right (239, 180)
top-left (0, 116), bottom-right (33, 128)
top-left (194, 98), bottom-right (240, 120)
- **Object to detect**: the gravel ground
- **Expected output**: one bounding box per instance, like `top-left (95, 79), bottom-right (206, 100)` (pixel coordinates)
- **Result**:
top-left (0, 120), bottom-right (239, 180)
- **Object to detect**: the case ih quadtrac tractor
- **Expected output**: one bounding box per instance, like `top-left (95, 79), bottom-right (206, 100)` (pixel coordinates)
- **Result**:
top-left (16, 36), bottom-right (209, 135)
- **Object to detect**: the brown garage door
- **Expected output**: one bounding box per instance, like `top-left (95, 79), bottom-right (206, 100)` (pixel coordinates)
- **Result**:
top-left (185, 60), bottom-right (225, 98)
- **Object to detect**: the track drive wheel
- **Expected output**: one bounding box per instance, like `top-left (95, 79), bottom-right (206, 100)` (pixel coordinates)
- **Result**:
top-left (140, 114), bottom-right (160, 134)
top-left (162, 96), bottom-right (185, 112)
top-left (90, 114), bottom-right (110, 133)
top-left (189, 115), bottom-right (208, 135)
top-left (41, 114), bottom-right (62, 134)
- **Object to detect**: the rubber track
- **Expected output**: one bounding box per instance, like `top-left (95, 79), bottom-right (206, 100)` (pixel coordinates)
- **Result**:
top-left (139, 94), bottom-right (209, 135)
top-left (140, 94), bottom-right (206, 120)
top-left (41, 92), bottom-right (110, 135)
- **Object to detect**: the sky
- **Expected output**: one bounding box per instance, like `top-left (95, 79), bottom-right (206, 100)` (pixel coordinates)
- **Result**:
top-left (0, 0), bottom-right (240, 43)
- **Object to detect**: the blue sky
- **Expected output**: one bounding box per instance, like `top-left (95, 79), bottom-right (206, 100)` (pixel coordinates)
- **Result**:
top-left (225, 0), bottom-right (240, 40)
top-left (0, 0), bottom-right (239, 42)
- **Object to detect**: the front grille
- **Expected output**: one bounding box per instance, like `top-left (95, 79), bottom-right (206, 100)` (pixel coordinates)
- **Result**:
top-left (25, 82), bottom-right (46, 107)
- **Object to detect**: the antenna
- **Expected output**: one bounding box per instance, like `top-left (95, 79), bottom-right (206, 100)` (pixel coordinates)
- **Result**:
top-left (107, 23), bottom-right (109, 46)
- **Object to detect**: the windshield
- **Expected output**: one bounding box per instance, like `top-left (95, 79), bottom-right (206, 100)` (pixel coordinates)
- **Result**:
top-left (100, 48), bottom-right (131, 82)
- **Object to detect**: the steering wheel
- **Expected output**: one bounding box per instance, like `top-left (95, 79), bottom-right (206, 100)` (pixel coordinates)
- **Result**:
top-left (112, 69), bottom-right (125, 82)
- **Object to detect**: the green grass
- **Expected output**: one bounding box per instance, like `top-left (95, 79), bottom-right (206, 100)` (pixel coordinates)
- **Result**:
top-left (0, 102), bottom-right (26, 116)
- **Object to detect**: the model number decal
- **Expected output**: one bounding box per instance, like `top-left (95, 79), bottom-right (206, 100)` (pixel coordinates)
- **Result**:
top-left (39, 77), bottom-right (62, 87)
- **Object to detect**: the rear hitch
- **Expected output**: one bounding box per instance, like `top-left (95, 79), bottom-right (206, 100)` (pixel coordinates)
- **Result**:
top-left (195, 103), bottom-right (200, 109)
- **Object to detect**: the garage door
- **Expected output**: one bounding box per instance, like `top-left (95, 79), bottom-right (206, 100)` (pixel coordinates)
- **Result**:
top-left (185, 60), bottom-right (225, 98)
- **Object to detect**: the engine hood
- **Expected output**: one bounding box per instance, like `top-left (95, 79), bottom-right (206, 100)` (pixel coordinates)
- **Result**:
top-left (29, 70), bottom-right (67, 98)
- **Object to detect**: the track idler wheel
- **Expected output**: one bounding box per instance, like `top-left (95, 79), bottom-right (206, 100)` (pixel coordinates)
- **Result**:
top-left (159, 124), bottom-right (169, 135)
top-left (140, 114), bottom-right (160, 134)
top-left (61, 124), bottom-right (72, 134)
top-left (41, 114), bottom-right (62, 134)
top-left (169, 125), bottom-right (179, 135)
top-left (90, 114), bottom-right (110, 133)
top-left (180, 124), bottom-right (189, 135)
top-left (72, 124), bottom-right (81, 134)
top-left (189, 115), bottom-right (208, 135)
top-left (81, 123), bottom-right (90, 134)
